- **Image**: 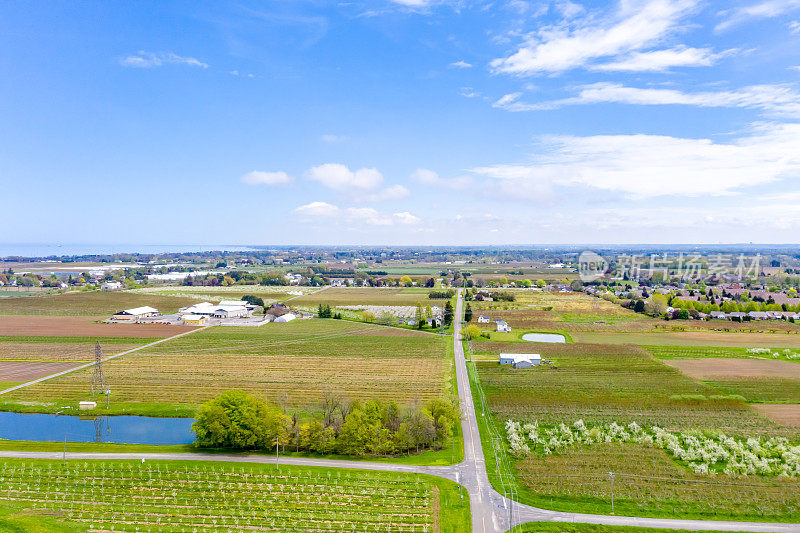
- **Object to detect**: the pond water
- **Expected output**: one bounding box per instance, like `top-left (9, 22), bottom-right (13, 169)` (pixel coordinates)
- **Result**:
top-left (0, 412), bottom-right (195, 445)
top-left (521, 333), bottom-right (566, 343)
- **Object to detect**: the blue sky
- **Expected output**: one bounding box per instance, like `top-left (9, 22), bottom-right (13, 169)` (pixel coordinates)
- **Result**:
top-left (2, 0), bottom-right (800, 246)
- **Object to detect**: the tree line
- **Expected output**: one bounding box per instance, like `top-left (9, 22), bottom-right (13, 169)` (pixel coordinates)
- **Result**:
top-left (192, 390), bottom-right (461, 457)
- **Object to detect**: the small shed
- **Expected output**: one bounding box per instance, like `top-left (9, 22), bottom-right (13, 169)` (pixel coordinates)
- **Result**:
top-left (495, 319), bottom-right (511, 333)
top-left (477, 315), bottom-right (490, 323)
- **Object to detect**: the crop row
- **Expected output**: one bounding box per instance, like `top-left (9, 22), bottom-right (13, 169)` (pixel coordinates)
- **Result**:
top-left (0, 461), bottom-right (437, 532)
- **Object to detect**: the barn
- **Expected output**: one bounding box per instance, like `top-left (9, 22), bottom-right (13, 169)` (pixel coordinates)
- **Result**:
top-left (112, 306), bottom-right (159, 321)
top-left (499, 353), bottom-right (541, 368)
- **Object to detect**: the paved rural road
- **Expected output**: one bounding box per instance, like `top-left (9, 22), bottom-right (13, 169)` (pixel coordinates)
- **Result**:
top-left (2, 290), bottom-right (799, 532)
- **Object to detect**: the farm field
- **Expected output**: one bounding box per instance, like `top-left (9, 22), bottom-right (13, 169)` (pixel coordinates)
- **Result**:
top-left (753, 404), bottom-right (800, 426)
top-left (0, 361), bottom-right (80, 383)
top-left (0, 290), bottom-right (198, 316)
top-left (292, 287), bottom-right (444, 307)
top-left (571, 331), bottom-right (800, 348)
top-left (0, 316), bottom-right (196, 338)
top-left (662, 358), bottom-right (800, 380)
top-left (470, 341), bottom-right (775, 433)
top-left (3, 319), bottom-right (451, 416)
top-left (130, 285), bottom-right (311, 303)
top-left (0, 337), bottom-right (148, 363)
top-left (513, 442), bottom-right (799, 522)
top-left (0, 458), bottom-right (469, 532)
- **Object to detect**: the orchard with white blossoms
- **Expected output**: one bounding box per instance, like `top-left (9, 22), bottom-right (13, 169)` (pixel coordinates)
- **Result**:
top-left (746, 347), bottom-right (800, 361)
top-left (505, 419), bottom-right (800, 478)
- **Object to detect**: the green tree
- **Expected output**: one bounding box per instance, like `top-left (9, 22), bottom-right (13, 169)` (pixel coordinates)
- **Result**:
top-left (464, 303), bottom-right (473, 322)
top-left (415, 303), bottom-right (425, 329)
top-left (192, 390), bottom-right (284, 449)
top-left (443, 301), bottom-right (454, 326)
top-left (535, 279), bottom-right (546, 288)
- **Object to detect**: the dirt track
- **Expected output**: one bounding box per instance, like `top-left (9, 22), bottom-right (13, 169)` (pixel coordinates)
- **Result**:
top-left (0, 316), bottom-right (197, 338)
top-left (663, 358), bottom-right (800, 379)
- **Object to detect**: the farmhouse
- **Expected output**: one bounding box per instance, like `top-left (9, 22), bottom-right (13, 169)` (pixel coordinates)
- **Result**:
top-left (112, 306), bottom-right (159, 321)
top-left (495, 319), bottom-right (511, 333)
top-left (709, 311), bottom-right (727, 320)
top-left (477, 315), bottom-right (490, 323)
top-left (499, 353), bottom-right (541, 368)
top-left (182, 314), bottom-right (208, 326)
top-left (101, 281), bottom-right (123, 291)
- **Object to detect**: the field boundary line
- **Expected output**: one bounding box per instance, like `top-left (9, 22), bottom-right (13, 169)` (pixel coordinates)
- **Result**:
top-left (0, 326), bottom-right (209, 396)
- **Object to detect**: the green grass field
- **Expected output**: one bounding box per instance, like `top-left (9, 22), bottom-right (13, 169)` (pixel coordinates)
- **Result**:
top-left (708, 378), bottom-right (800, 403)
top-left (0, 336), bottom-right (155, 363)
top-left (0, 458), bottom-right (470, 532)
top-left (572, 331), bottom-right (800, 348)
top-left (0, 291), bottom-right (197, 316)
top-left (3, 319), bottom-right (452, 417)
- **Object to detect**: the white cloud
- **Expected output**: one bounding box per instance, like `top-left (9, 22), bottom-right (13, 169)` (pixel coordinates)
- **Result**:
top-left (490, 0), bottom-right (699, 75)
top-left (790, 20), bottom-right (800, 32)
top-left (411, 168), bottom-right (473, 189)
top-left (120, 51), bottom-right (208, 69)
top-left (449, 60), bottom-right (473, 68)
top-left (240, 171), bottom-right (292, 186)
top-left (393, 212), bottom-right (422, 225)
top-left (555, 0), bottom-right (585, 18)
top-left (360, 184), bottom-right (411, 202)
top-left (593, 46), bottom-right (721, 72)
top-left (459, 87), bottom-right (481, 98)
top-left (470, 122), bottom-right (800, 199)
top-left (293, 201), bottom-right (340, 216)
top-left (716, 0), bottom-right (800, 32)
top-left (306, 163), bottom-right (383, 190)
top-left (321, 134), bottom-right (349, 143)
top-left (493, 82), bottom-right (800, 117)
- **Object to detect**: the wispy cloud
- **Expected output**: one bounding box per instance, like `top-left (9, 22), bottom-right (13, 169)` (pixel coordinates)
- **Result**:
top-left (470, 122), bottom-right (800, 199)
top-left (293, 201), bottom-right (339, 216)
top-left (490, 0), bottom-right (699, 75)
top-left (321, 134), bottom-right (349, 144)
top-left (359, 184), bottom-right (411, 202)
top-left (411, 168), bottom-right (473, 190)
top-left (449, 60), bottom-right (473, 68)
top-left (493, 82), bottom-right (800, 117)
top-left (593, 46), bottom-right (724, 72)
top-left (459, 87), bottom-right (481, 98)
top-left (240, 171), bottom-right (292, 186)
top-left (716, 0), bottom-right (800, 32)
top-left (120, 51), bottom-right (208, 69)
top-left (292, 202), bottom-right (420, 225)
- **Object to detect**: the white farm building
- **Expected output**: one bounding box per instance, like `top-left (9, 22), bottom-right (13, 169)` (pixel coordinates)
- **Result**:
top-left (499, 353), bottom-right (541, 368)
top-left (112, 306), bottom-right (159, 321)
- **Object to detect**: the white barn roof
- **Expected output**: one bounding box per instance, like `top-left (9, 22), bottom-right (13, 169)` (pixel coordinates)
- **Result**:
top-left (118, 306), bottom-right (158, 316)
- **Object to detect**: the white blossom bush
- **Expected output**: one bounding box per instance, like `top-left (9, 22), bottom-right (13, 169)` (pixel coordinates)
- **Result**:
top-left (504, 418), bottom-right (800, 478)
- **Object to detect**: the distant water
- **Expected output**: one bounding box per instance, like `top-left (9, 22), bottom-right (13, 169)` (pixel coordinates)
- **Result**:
top-left (0, 243), bottom-right (259, 259)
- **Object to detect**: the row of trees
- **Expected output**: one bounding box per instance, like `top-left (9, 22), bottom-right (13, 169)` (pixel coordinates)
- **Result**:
top-left (192, 390), bottom-right (460, 457)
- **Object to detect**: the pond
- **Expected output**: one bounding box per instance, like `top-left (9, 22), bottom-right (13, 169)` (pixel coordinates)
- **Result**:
top-left (521, 333), bottom-right (566, 343)
top-left (0, 412), bottom-right (195, 445)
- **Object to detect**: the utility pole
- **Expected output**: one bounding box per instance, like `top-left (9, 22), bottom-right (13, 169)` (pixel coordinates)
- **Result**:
top-left (609, 471), bottom-right (615, 514)
top-left (276, 436), bottom-right (280, 469)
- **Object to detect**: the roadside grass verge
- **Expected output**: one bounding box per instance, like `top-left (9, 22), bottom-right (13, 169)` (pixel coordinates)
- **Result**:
top-left (517, 523), bottom-right (758, 533)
